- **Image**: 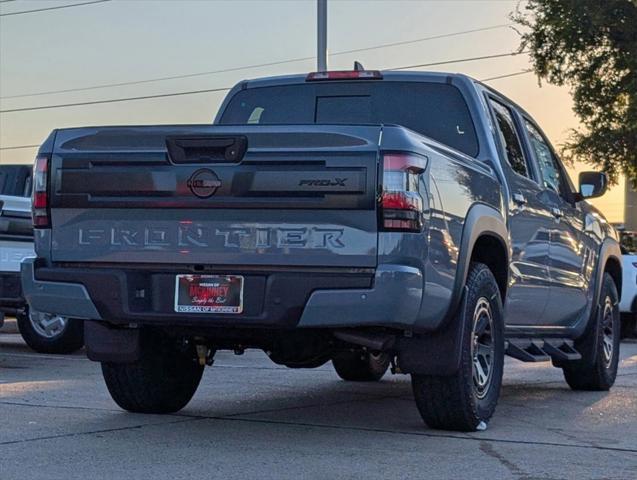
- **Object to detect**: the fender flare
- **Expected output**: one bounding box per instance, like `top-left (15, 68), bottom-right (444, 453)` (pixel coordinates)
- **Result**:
top-left (444, 203), bottom-right (509, 324)
top-left (563, 237), bottom-right (622, 366)
top-left (593, 237), bottom-right (622, 306)
top-left (577, 237), bottom-right (622, 340)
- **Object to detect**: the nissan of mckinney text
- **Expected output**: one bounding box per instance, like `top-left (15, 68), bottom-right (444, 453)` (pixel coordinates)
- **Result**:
top-left (22, 69), bottom-right (622, 431)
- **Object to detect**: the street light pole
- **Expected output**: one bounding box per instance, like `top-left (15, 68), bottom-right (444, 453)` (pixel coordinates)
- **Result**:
top-left (317, 0), bottom-right (327, 71)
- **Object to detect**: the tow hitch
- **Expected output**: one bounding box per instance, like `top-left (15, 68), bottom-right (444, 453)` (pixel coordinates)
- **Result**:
top-left (195, 344), bottom-right (215, 366)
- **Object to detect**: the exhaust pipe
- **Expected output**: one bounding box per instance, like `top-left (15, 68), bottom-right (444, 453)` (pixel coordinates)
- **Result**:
top-left (333, 330), bottom-right (395, 351)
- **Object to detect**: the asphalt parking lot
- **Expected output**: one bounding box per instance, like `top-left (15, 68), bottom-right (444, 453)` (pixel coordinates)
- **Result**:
top-left (1, 323), bottom-right (636, 480)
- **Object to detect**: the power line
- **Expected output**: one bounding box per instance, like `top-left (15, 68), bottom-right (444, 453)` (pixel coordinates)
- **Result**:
top-left (330, 23), bottom-right (513, 57)
top-left (0, 23), bottom-right (512, 99)
top-left (480, 69), bottom-right (533, 82)
top-left (0, 86), bottom-right (232, 113)
top-left (390, 51), bottom-right (528, 71)
top-left (1, 59), bottom-right (311, 100)
top-left (0, 144), bottom-right (40, 151)
top-left (0, 50), bottom-right (529, 114)
top-left (0, 0), bottom-right (110, 17)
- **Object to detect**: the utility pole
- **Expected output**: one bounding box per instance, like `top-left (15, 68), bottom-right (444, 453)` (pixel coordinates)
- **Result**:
top-left (317, 0), bottom-right (327, 71)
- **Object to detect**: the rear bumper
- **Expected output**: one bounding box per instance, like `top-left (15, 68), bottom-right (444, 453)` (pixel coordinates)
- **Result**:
top-left (21, 259), bottom-right (100, 319)
top-left (22, 258), bottom-right (423, 330)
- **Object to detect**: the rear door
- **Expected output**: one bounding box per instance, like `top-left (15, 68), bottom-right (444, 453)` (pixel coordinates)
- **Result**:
top-left (49, 125), bottom-right (381, 268)
top-left (521, 118), bottom-right (589, 326)
top-left (487, 97), bottom-right (553, 326)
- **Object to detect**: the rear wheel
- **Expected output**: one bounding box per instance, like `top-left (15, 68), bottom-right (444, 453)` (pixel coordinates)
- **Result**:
top-left (562, 273), bottom-right (620, 391)
top-left (332, 351), bottom-right (390, 381)
top-left (102, 330), bottom-right (204, 413)
top-left (17, 309), bottom-right (84, 354)
top-left (411, 262), bottom-right (504, 431)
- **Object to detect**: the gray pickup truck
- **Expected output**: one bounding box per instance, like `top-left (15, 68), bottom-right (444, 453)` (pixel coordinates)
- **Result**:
top-left (23, 69), bottom-right (622, 431)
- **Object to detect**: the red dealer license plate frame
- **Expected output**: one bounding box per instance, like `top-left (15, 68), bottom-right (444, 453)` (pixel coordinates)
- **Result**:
top-left (174, 274), bottom-right (244, 314)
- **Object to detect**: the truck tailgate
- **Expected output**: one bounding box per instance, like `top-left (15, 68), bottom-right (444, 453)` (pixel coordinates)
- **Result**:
top-left (49, 125), bottom-right (380, 268)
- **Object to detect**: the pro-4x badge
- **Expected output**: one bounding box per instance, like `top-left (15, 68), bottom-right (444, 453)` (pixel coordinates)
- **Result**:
top-left (298, 178), bottom-right (347, 187)
top-left (188, 169), bottom-right (221, 198)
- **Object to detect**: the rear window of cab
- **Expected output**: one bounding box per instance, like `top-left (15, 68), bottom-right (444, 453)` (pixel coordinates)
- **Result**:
top-left (219, 81), bottom-right (479, 157)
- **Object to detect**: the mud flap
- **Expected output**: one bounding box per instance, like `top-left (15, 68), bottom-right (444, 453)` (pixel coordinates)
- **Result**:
top-left (85, 320), bottom-right (140, 363)
top-left (396, 288), bottom-right (467, 375)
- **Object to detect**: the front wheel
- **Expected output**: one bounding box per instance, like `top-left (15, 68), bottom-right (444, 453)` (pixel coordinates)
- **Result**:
top-left (17, 309), bottom-right (84, 354)
top-left (101, 330), bottom-right (204, 414)
top-left (411, 262), bottom-right (504, 431)
top-left (562, 273), bottom-right (620, 391)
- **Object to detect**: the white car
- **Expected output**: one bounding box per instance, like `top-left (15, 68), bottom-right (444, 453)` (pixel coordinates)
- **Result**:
top-left (1, 165), bottom-right (83, 353)
top-left (620, 246), bottom-right (637, 338)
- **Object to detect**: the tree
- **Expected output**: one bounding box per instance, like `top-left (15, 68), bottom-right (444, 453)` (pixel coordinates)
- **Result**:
top-left (513, 0), bottom-right (637, 185)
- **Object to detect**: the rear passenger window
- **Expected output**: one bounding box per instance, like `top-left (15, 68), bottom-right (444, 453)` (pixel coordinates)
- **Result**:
top-left (489, 99), bottom-right (530, 178)
top-left (524, 120), bottom-right (564, 195)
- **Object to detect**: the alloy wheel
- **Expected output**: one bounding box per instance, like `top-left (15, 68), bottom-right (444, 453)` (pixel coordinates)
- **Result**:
top-left (601, 296), bottom-right (615, 367)
top-left (471, 297), bottom-right (495, 399)
top-left (29, 310), bottom-right (68, 339)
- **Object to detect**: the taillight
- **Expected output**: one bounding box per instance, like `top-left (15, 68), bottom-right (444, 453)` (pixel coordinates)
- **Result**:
top-left (306, 70), bottom-right (382, 81)
top-left (379, 153), bottom-right (427, 232)
top-left (32, 155), bottom-right (50, 228)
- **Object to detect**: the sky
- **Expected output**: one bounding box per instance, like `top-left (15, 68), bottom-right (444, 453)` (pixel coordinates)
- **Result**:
top-left (0, 0), bottom-right (625, 222)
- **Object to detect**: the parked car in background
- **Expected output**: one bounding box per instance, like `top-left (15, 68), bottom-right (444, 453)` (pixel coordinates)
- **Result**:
top-left (0, 165), bottom-right (83, 353)
top-left (620, 245), bottom-right (637, 338)
top-left (23, 70), bottom-right (622, 431)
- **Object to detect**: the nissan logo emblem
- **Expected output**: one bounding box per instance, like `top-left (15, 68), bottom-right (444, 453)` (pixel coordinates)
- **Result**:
top-left (187, 169), bottom-right (222, 198)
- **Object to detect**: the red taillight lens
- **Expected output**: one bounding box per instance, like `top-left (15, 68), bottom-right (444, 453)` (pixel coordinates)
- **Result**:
top-left (32, 155), bottom-right (50, 228)
top-left (33, 191), bottom-right (47, 209)
top-left (379, 153), bottom-right (427, 232)
top-left (306, 70), bottom-right (382, 81)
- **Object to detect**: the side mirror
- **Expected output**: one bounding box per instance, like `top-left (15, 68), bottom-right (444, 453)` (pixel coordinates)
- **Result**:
top-left (578, 171), bottom-right (608, 200)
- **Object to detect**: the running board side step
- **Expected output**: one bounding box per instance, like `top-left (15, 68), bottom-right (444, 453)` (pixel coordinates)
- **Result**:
top-left (505, 339), bottom-right (581, 363)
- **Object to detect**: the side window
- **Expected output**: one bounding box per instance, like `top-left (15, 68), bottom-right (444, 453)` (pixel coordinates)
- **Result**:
top-left (524, 120), bottom-right (564, 195)
top-left (489, 99), bottom-right (530, 178)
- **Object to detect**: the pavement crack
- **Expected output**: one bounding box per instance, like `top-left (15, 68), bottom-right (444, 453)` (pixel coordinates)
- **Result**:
top-left (192, 415), bottom-right (637, 454)
top-left (0, 417), bottom-right (205, 446)
top-left (480, 441), bottom-right (527, 478)
top-left (0, 400), bottom-right (127, 414)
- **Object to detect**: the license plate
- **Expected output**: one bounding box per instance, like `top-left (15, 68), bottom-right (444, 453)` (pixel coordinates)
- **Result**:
top-left (174, 275), bottom-right (244, 314)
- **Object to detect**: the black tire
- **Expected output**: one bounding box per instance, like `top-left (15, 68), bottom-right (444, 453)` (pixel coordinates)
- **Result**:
top-left (332, 351), bottom-right (390, 381)
top-left (562, 273), bottom-right (620, 391)
top-left (102, 330), bottom-right (204, 414)
top-left (411, 262), bottom-right (504, 432)
top-left (17, 309), bottom-right (84, 354)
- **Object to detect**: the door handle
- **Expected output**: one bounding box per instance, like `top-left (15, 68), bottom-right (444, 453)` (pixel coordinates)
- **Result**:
top-left (513, 193), bottom-right (527, 205)
top-left (551, 207), bottom-right (563, 218)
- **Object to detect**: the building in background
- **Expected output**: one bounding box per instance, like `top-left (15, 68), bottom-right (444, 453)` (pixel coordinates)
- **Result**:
top-left (625, 182), bottom-right (637, 231)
